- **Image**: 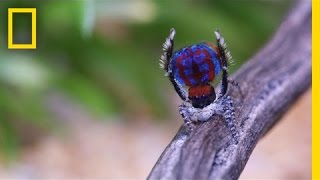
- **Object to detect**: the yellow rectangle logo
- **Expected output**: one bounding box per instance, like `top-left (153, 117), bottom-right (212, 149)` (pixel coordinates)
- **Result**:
top-left (8, 8), bottom-right (37, 49)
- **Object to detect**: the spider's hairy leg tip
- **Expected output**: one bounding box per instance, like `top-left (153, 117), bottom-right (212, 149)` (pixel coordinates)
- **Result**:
top-left (220, 38), bottom-right (225, 45)
top-left (214, 31), bottom-right (221, 39)
top-left (169, 28), bottom-right (176, 38)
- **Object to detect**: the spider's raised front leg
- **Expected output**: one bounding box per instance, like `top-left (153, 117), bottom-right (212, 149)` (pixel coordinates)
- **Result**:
top-left (218, 66), bottom-right (243, 99)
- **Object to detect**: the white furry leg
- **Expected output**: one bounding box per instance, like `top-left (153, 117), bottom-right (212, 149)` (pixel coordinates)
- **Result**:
top-left (220, 96), bottom-right (239, 144)
top-left (178, 96), bottom-right (239, 144)
top-left (179, 103), bottom-right (196, 130)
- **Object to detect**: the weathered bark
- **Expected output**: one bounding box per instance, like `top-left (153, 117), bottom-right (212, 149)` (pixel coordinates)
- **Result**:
top-left (148, 1), bottom-right (311, 180)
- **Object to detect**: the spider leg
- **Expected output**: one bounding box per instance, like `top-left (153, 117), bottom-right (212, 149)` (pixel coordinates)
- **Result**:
top-left (160, 28), bottom-right (188, 101)
top-left (221, 96), bottom-right (239, 144)
top-left (160, 28), bottom-right (175, 73)
top-left (214, 30), bottom-right (229, 98)
top-left (179, 103), bottom-right (196, 130)
top-left (227, 78), bottom-right (244, 99)
top-left (179, 96), bottom-right (239, 143)
top-left (219, 66), bottom-right (229, 98)
top-left (214, 30), bottom-right (242, 99)
top-left (206, 95), bottom-right (239, 143)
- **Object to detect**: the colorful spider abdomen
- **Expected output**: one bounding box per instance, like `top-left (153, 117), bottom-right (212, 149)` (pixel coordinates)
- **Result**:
top-left (171, 43), bottom-right (221, 86)
top-left (170, 43), bottom-right (222, 108)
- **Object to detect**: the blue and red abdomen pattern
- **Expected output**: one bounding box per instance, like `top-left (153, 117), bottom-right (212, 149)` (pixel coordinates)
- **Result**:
top-left (171, 43), bottom-right (221, 87)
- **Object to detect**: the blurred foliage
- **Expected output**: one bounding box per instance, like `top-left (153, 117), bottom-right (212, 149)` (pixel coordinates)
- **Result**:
top-left (0, 0), bottom-right (291, 158)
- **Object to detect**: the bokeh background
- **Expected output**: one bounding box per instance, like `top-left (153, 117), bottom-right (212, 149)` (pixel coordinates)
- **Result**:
top-left (0, 0), bottom-right (310, 179)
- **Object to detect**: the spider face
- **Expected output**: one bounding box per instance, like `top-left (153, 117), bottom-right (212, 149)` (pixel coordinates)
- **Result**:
top-left (160, 28), bottom-right (230, 109)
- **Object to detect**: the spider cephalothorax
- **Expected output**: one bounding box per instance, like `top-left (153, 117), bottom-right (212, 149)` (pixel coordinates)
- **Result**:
top-left (160, 28), bottom-right (239, 142)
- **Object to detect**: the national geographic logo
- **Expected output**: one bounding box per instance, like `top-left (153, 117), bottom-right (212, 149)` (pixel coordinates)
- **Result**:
top-left (8, 8), bottom-right (36, 49)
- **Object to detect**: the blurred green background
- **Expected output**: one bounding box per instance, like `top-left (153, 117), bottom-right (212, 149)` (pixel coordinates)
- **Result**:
top-left (0, 0), bottom-right (291, 160)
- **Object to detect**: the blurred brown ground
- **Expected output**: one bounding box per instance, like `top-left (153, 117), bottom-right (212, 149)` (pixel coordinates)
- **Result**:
top-left (0, 89), bottom-right (311, 179)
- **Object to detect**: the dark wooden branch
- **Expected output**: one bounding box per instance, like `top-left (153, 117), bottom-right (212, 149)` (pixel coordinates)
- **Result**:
top-left (148, 1), bottom-right (311, 180)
